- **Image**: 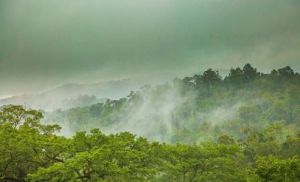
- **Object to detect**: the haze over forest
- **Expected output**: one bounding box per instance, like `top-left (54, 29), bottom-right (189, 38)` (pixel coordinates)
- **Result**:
top-left (1, 0), bottom-right (300, 98)
top-left (1, 0), bottom-right (300, 181)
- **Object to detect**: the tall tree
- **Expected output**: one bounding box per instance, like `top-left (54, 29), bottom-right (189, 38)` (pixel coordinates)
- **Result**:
top-left (243, 63), bottom-right (259, 82)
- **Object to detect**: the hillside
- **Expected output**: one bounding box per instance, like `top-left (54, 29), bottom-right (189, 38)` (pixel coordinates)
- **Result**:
top-left (46, 64), bottom-right (300, 143)
top-left (0, 79), bottom-right (141, 111)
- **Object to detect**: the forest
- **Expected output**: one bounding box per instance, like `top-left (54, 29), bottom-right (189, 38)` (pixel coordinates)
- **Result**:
top-left (1, 64), bottom-right (300, 181)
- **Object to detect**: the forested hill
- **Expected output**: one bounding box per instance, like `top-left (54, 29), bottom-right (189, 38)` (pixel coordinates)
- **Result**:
top-left (46, 64), bottom-right (300, 143)
top-left (1, 64), bottom-right (300, 181)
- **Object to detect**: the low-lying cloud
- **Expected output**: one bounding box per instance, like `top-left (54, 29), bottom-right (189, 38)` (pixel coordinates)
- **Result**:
top-left (1, 0), bottom-right (300, 96)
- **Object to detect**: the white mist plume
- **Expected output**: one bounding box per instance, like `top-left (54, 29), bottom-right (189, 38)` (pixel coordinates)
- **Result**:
top-left (44, 80), bottom-right (251, 143)
top-left (106, 84), bottom-right (188, 141)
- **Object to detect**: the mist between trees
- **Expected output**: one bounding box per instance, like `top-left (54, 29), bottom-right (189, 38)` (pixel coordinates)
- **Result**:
top-left (45, 64), bottom-right (300, 144)
top-left (1, 64), bottom-right (300, 181)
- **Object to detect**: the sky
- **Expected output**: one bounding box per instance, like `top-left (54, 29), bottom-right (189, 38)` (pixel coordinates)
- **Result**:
top-left (0, 0), bottom-right (300, 97)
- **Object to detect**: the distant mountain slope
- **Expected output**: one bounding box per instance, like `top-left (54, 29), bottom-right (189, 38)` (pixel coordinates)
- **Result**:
top-left (0, 79), bottom-right (141, 111)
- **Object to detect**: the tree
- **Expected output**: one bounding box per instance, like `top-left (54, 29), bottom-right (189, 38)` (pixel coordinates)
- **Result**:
top-left (255, 156), bottom-right (300, 182)
top-left (278, 66), bottom-right (295, 79)
top-left (201, 69), bottom-right (221, 85)
top-left (0, 105), bottom-right (65, 181)
top-left (28, 131), bottom-right (161, 181)
top-left (157, 143), bottom-right (252, 182)
top-left (226, 67), bottom-right (244, 87)
top-left (243, 63), bottom-right (259, 82)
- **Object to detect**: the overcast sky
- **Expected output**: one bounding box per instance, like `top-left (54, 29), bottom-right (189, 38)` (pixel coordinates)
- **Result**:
top-left (1, 0), bottom-right (300, 97)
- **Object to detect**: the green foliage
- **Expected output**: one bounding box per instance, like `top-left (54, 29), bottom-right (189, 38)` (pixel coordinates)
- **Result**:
top-left (0, 105), bottom-right (66, 181)
top-left (1, 105), bottom-right (300, 181)
top-left (1, 64), bottom-right (300, 181)
top-left (255, 156), bottom-right (300, 182)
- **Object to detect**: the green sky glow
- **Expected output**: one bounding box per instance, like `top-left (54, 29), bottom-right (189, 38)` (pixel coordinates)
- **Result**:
top-left (0, 0), bottom-right (300, 96)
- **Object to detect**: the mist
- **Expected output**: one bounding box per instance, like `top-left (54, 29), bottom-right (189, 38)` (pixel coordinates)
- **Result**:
top-left (44, 70), bottom-right (261, 143)
top-left (1, 0), bottom-right (300, 97)
top-left (0, 79), bottom-right (143, 111)
top-left (1, 1), bottom-right (300, 180)
top-left (1, 0), bottom-right (300, 142)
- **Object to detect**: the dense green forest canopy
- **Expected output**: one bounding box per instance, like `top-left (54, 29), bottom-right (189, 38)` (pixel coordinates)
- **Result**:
top-left (1, 64), bottom-right (300, 181)
top-left (1, 105), bottom-right (300, 181)
top-left (47, 64), bottom-right (300, 143)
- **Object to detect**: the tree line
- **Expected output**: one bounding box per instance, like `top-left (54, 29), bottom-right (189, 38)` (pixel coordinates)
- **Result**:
top-left (1, 105), bottom-right (300, 181)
